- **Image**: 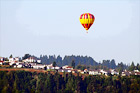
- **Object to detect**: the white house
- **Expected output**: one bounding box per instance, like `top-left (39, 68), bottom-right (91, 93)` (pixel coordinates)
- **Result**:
top-left (110, 69), bottom-right (119, 75)
top-left (9, 57), bottom-right (21, 65)
top-left (122, 71), bottom-right (130, 76)
top-left (14, 63), bottom-right (23, 68)
top-left (100, 69), bottom-right (108, 76)
top-left (89, 70), bottom-right (101, 75)
top-left (47, 65), bottom-right (53, 70)
top-left (27, 57), bottom-right (37, 62)
top-left (46, 64), bottom-right (60, 70)
top-left (0, 62), bottom-right (2, 65)
top-left (37, 60), bottom-right (41, 63)
top-left (9, 62), bottom-right (15, 66)
top-left (17, 63), bottom-right (23, 68)
top-left (46, 64), bottom-right (53, 70)
top-left (0, 57), bottom-right (4, 61)
top-left (62, 65), bottom-right (68, 69)
top-left (80, 71), bottom-right (84, 74)
top-left (33, 64), bottom-right (45, 69)
top-left (58, 69), bottom-right (72, 73)
top-left (9, 58), bottom-right (15, 62)
top-left (52, 66), bottom-right (60, 69)
top-left (23, 57), bottom-right (41, 63)
top-left (15, 57), bottom-right (20, 62)
top-left (29, 63), bottom-right (37, 66)
top-left (71, 69), bottom-right (79, 73)
top-left (134, 70), bottom-right (139, 72)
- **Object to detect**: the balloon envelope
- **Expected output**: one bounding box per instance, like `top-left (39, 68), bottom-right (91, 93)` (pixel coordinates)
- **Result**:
top-left (79, 13), bottom-right (95, 31)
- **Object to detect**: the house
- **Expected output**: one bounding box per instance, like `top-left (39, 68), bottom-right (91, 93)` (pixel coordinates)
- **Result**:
top-left (77, 69), bottom-right (82, 73)
top-left (0, 62), bottom-right (3, 65)
top-left (135, 72), bottom-right (140, 75)
top-left (9, 62), bottom-right (16, 66)
top-left (62, 65), bottom-right (73, 70)
top-left (32, 64), bottom-right (45, 69)
top-left (122, 71), bottom-right (131, 76)
top-left (46, 64), bottom-right (53, 70)
top-left (28, 57), bottom-right (37, 62)
top-left (57, 65), bottom-right (73, 73)
top-left (14, 63), bottom-right (24, 68)
top-left (62, 65), bottom-right (68, 69)
top-left (37, 60), bottom-right (41, 63)
top-left (45, 63), bottom-right (60, 70)
top-left (15, 57), bottom-right (20, 62)
top-left (89, 70), bottom-right (101, 75)
top-left (0, 57), bottom-right (4, 61)
top-left (47, 65), bottom-right (53, 70)
top-left (9, 57), bottom-right (20, 62)
top-left (17, 63), bottom-right (23, 68)
top-left (9, 57), bottom-right (21, 65)
top-left (0, 57), bottom-right (4, 65)
top-left (58, 69), bottom-right (72, 73)
top-left (80, 71), bottom-right (84, 74)
top-left (66, 66), bottom-right (73, 69)
top-left (9, 60), bottom-right (15, 66)
top-left (29, 63), bottom-right (37, 67)
top-left (128, 71), bottom-right (135, 75)
top-left (23, 57), bottom-right (41, 63)
top-left (15, 62), bottom-right (23, 65)
top-left (23, 57), bottom-right (37, 63)
top-left (134, 70), bottom-right (139, 72)
top-left (71, 69), bottom-right (79, 73)
top-left (52, 66), bottom-right (60, 70)
top-left (84, 69), bottom-right (89, 74)
top-left (9, 58), bottom-right (15, 62)
top-left (99, 69), bottom-right (109, 76)
top-left (110, 69), bottom-right (119, 75)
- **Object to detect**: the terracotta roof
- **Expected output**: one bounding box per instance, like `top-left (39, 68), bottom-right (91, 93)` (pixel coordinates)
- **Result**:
top-left (135, 72), bottom-right (140, 75)
top-left (66, 66), bottom-right (73, 68)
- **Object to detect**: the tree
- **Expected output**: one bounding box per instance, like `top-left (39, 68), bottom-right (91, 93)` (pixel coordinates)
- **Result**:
top-left (110, 59), bottom-right (116, 69)
top-left (53, 61), bottom-right (57, 70)
top-left (76, 65), bottom-right (86, 71)
top-left (71, 60), bottom-right (75, 69)
top-left (138, 64), bottom-right (140, 71)
top-left (44, 66), bottom-right (47, 70)
top-left (117, 62), bottom-right (124, 74)
top-left (9, 54), bottom-right (13, 58)
top-left (129, 62), bottom-right (135, 71)
top-left (22, 54), bottom-right (31, 60)
top-left (136, 63), bottom-right (139, 70)
top-left (4, 58), bottom-right (9, 61)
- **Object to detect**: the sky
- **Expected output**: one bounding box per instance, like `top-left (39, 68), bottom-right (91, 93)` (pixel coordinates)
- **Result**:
top-left (0, 0), bottom-right (140, 65)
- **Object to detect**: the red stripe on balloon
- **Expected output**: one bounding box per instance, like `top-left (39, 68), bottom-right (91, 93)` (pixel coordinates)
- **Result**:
top-left (80, 14), bottom-right (83, 19)
top-left (85, 24), bottom-right (88, 28)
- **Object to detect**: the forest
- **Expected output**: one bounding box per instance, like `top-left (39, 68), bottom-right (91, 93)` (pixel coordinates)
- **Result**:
top-left (0, 70), bottom-right (140, 93)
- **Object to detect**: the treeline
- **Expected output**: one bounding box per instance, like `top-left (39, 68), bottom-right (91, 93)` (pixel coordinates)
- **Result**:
top-left (40, 55), bottom-right (98, 66)
top-left (40, 55), bottom-right (117, 68)
top-left (0, 71), bottom-right (140, 93)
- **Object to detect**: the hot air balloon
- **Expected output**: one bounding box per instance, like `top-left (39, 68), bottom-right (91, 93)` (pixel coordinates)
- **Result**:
top-left (79, 13), bottom-right (95, 33)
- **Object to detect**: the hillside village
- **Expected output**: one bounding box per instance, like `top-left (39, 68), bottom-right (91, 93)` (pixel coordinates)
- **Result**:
top-left (0, 56), bottom-right (140, 76)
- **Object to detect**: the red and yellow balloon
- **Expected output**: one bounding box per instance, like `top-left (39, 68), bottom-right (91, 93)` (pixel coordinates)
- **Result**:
top-left (79, 13), bottom-right (95, 33)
